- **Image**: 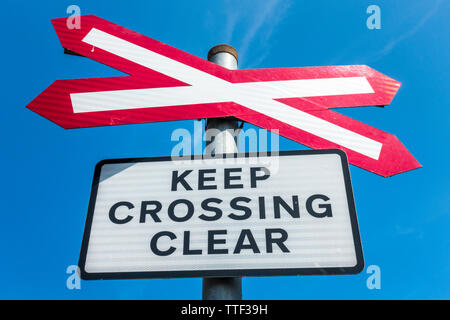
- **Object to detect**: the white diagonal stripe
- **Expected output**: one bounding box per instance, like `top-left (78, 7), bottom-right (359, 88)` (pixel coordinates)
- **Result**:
top-left (71, 77), bottom-right (373, 112)
top-left (73, 28), bottom-right (382, 160)
top-left (82, 28), bottom-right (222, 87)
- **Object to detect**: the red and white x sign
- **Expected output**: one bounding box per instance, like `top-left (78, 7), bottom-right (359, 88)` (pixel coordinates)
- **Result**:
top-left (27, 15), bottom-right (420, 177)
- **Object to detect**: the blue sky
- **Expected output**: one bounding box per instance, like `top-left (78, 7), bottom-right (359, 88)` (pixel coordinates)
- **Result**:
top-left (1, 0), bottom-right (449, 299)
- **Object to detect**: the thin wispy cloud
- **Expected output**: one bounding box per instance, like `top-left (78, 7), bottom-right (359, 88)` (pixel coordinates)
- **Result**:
top-left (328, 0), bottom-right (443, 65)
top-left (369, 0), bottom-right (442, 61)
top-left (223, 7), bottom-right (240, 44)
top-left (222, 0), bottom-right (291, 67)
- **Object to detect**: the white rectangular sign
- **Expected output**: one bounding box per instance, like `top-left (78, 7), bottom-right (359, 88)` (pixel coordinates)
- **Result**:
top-left (79, 150), bottom-right (363, 279)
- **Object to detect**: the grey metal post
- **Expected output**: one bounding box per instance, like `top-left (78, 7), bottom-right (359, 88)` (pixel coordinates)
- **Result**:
top-left (202, 44), bottom-right (242, 300)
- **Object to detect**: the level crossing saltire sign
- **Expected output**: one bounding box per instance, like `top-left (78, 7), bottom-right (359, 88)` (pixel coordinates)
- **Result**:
top-left (26, 15), bottom-right (421, 177)
top-left (79, 150), bottom-right (363, 280)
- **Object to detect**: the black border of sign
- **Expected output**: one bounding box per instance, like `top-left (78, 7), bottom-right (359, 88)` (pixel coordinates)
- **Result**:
top-left (78, 149), bottom-right (364, 280)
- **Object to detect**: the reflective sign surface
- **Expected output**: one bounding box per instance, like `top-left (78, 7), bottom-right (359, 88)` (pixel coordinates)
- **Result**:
top-left (79, 150), bottom-right (363, 279)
